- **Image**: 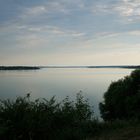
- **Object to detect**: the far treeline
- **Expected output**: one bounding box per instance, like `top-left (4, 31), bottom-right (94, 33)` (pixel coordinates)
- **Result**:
top-left (1, 65), bottom-right (140, 70)
top-left (0, 69), bottom-right (140, 140)
top-left (0, 66), bottom-right (40, 70)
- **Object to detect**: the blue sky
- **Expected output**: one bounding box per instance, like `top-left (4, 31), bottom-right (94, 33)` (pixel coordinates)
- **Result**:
top-left (0, 0), bottom-right (140, 65)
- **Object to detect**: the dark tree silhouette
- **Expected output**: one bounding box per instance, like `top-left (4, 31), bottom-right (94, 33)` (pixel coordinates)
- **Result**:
top-left (100, 69), bottom-right (140, 121)
top-left (0, 93), bottom-right (94, 140)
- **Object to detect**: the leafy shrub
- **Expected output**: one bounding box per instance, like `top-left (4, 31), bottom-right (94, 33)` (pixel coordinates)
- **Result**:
top-left (0, 93), bottom-right (94, 140)
top-left (100, 69), bottom-right (140, 121)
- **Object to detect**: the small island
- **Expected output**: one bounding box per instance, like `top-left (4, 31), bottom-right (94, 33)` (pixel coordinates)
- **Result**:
top-left (0, 66), bottom-right (40, 70)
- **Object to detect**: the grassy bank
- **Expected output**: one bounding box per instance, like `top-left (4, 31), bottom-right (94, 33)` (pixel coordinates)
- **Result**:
top-left (91, 120), bottom-right (140, 140)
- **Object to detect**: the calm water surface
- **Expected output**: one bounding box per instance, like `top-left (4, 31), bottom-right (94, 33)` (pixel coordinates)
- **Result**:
top-left (0, 68), bottom-right (133, 117)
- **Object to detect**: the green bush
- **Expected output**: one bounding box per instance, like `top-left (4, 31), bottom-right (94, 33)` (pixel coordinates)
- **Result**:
top-left (100, 69), bottom-right (140, 121)
top-left (0, 93), bottom-right (95, 140)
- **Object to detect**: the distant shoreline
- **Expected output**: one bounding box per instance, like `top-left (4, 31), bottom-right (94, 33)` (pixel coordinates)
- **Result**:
top-left (0, 65), bottom-right (140, 70)
top-left (0, 66), bottom-right (40, 70)
top-left (88, 65), bottom-right (140, 69)
top-left (43, 65), bottom-right (140, 69)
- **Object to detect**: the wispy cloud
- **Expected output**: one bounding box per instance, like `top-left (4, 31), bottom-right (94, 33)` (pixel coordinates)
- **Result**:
top-left (91, 0), bottom-right (140, 23)
top-left (15, 24), bottom-right (86, 38)
top-left (1, 0), bottom-right (140, 65)
top-left (19, 0), bottom-right (86, 20)
top-left (94, 31), bottom-right (120, 38)
top-left (128, 30), bottom-right (140, 35)
top-left (115, 0), bottom-right (140, 18)
top-left (23, 6), bottom-right (48, 17)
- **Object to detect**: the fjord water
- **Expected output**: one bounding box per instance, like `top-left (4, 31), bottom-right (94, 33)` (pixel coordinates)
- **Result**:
top-left (0, 68), bottom-right (133, 117)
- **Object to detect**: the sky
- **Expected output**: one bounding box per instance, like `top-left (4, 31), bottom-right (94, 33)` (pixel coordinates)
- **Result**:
top-left (0, 0), bottom-right (140, 66)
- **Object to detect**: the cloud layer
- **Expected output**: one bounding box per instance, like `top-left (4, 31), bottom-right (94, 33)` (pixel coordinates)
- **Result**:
top-left (0, 0), bottom-right (140, 65)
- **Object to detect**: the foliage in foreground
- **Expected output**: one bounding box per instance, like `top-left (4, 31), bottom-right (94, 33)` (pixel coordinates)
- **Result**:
top-left (100, 69), bottom-right (140, 121)
top-left (0, 93), bottom-right (97, 140)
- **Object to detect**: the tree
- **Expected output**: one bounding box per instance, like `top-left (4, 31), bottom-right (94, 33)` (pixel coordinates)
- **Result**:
top-left (100, 69), bottom-right (140, 121)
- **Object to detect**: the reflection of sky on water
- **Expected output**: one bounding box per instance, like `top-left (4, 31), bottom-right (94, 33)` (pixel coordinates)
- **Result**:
top-left (0, 68), bottom-right (133, 117)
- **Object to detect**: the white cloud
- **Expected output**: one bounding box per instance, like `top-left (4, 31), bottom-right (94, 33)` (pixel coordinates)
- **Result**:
top-left (26, 6), bottom-right (47, 15)
top-left (115, 0), bottom-right (140, 17)
top-left (92, 4), bottom-right (113, 14)
top-left (128, 30), bottom-right (140, 35)
top-left (94, 31), bottom-right (120, 38)
top-left (16, 24), bottom-right (85, 38)
top-left (91, 0), bottom-right (140, 23)
top-left (19, 1), bottom-right (73, 20)
top-left (20, 6), bottom-right (48, 20)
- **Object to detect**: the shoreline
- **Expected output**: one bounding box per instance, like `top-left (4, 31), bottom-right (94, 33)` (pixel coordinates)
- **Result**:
top-left (0, 66), bottom-right (40, 70)
top-left (0, 65), bottom-right (140, 70)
